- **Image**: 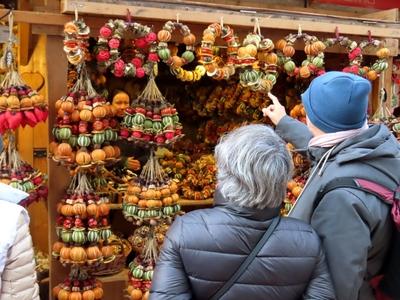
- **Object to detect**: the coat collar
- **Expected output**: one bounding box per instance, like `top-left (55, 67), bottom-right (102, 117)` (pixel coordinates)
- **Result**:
top-left (214, 189), bottom-right (281, 221)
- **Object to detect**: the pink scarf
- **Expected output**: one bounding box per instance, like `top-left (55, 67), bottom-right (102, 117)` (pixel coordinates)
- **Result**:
top-left (308, 123), bottom-right (369, 148)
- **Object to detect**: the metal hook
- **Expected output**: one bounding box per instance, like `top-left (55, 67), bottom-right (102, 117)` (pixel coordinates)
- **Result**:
top-left (220, 16), bottom-right (224, 28)
top-left (176, 13), bottom-right (180, 24)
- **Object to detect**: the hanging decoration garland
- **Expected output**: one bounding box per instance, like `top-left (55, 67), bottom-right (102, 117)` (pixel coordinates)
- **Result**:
top-left (63, 14), bottom-right (90, 66)
top-left (324, 28), bottom-right (390, 81)
top-left (237, 19), bottom-right (279, 92)
top-left (276, 27), bottom-right (326, 78)
top-left (95, 19), bottom-right (157, 78)
top-left (119, 71), bottom-right (183, 146)
top-left (0, 12), bottom-right (48, 132)
top-left (51, 64), bottom-right (120, 169)
top-left (199, 21), bottom-right (238, 80)
top-left (157, 20), bottom-right (205, 82)
top-left (52, 173), bottom-right (114, 267)
top-left (0, 131), bottom-right (48, 206)
top-left (52, 267), bottom-right (104, 300)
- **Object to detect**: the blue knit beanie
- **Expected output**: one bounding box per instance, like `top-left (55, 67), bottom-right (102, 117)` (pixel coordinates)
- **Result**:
top-left (301, 71), bottom-right (371, 133)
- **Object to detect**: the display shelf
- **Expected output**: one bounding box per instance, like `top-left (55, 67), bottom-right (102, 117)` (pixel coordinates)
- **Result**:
top-left (108, 199), bottom-right (214, 210)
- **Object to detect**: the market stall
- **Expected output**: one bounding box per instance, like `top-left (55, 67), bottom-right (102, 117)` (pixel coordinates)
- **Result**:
top-left (0, 1), bottom-right (399, 299)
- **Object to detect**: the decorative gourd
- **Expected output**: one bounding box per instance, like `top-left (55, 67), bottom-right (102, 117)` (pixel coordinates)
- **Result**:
top-left (113, 145), bottom-right (121, 158)
top-left (299, 66), bottom-right (311, 78)
top-left (61, 101), bottom-right (75, 113)
top-left (69, 291), bottom-right (83, 300)
top-left (82, 290), bottom-right (95, 300)
top-left (275, 39), bottom-right (287, 51)
top-left (77, 135), bottom-right (91, 147)
top-left (101, 245), bottom-right (114, 258)
top-left (92, 106), bottom-right (107, 119)
top-left (61, 204), bottom-right (74, 216)
top-left (92, 120), bottom-right (104, 131)
top-left (57, 143), bottom-right (73, 157)
top-left (86, 245), bottom-right (102, 260)
top-left (70, 246), bottom-right (87, 262)
top-left (98, 203), bottom-right (110, 216)
top-left (91, 149), bottom-right (106, 162)
top-left (102, 145), bottom-right (115, 158)
top-left (57, 289), bottom-right (70, 300)
top-left (130, 289), bottom-right (143, 300)
top-left (366, 70), bottom-right (378, 81)
top-left (7, 95), bottom-right (20, 109)
top-left (73, 203), bottom-right (87, 216)
top-left (80, 109), bottom-right (93, 122)
top-left (20, 96), bottom-right (33, 108)
top-left (72, 228), bottom-right (86, 244)
top-left (52, 241), bottom-right (65, 254)
top-left (76, 151), bottom-right (92, 165)
top-left (86, 204), bottom-right (98, 217)
top-left (93, 287), bottom-right (103, 300)
top-left (157, 29), bottom-right (171, 42)
top-left (60, 246), bottom-right (71, 260)
top-left (283, 45), bottom-right (295, 57)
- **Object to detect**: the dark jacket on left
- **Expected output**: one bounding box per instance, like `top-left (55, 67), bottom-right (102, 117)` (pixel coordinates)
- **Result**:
top-left (150, 193), bottom-right (335, 300)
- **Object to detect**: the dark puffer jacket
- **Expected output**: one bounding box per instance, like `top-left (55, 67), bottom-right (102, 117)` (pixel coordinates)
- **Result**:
top-left (150, 193), bottom-right (335, 300)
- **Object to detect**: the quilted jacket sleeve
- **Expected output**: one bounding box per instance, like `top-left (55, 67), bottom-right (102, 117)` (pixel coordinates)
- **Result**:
top-left (303, 247), bottom-right (336, 299)
top-left (1, 211), bottom-right (40, 300)
top-left (275, 115), bottom-right (313, 152)
top-left (150, 217), bottom-right (192, 300)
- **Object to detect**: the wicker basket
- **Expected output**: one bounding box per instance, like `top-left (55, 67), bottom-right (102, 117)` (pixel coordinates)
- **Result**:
top-left (90, 236), bottom-right (132, 276)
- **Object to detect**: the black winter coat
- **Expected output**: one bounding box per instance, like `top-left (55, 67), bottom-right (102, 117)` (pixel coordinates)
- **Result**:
top-left (150, 193), bottom-right (335, 300)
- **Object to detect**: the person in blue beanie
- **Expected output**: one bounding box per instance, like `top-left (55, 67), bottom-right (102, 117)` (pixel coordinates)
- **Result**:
top-left (263, 71), bottom-right (400, 300)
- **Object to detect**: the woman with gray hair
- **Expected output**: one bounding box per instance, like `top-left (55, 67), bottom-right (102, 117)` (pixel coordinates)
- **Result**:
top-left (150, 124), bottom-right (335, 300)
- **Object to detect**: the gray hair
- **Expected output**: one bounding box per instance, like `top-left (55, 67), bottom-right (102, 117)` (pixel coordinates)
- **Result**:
top-left (215, 124), bottom-right (293, 209)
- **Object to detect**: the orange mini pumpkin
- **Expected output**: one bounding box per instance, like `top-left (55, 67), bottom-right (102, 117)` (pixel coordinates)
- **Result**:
top-left (76, 151), bottom-right (92, 165)
top-left (366, 70), bottom-right (378, 81)
top-left (265, 53), bottom-right (278, 65)
top-left (275, 39), bottom-right (287, 51)
top-left (20, 96), bottom-right (33, 108)
top-left (71, 110), bottom-right (81, 122)
top-left (91, 149), bottom-right (106, 162)
top-left (101, 245), bottom-right (114, 258)
top-left (86, 246), bottom-right (102, 260)
top-left (7, 95), bottom-right (20, 109)
top-left (60, 246), bottom-right (71, 260)
top-left (183, 33), bottom-right (196, 45)
top-left (130, 289), bottom-right (143, 300)
top-left (86, 203), bottom-right (98, 217)
top-left (80, 109), bottom-right (93, 122)
top-left (98, 203), bottom-right (110, 216)
top-left (55, 99), bottom-right (63, 111)
top-left (82, 290), bottom-right (95, 300)
top-left (312, 41), bottom-right (326, 52)
top-left (92, 106), bottom-right (107, 119)
top-left (157, 29), bottom-right (171, 42)
top-left (57, 143), bottom-right (73, 157)
top-left (70, 246), bottom-right (87, 262)
top-left (113, 145), bottom-right (121, 158)
top-left (61, 101), bottom-right (75, 113)
top-left (61, 204), bottom-right (74, 216)
top-left (57, 289), bottom-right (70, 300)
top-left (73, 202), bottom-right (87, 216)
top-left (283, 45), bottom-right (295, 58)
top-left (299, 66), bottom-right (311, 78)
top-left (102, 145), bottom-right (115, 158)
top-left (69, 291), bottom-right (83, 300)
top-left (52, 241), bottom-right (65, 254)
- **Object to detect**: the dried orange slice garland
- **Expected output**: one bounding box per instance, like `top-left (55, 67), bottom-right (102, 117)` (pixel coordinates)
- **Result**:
top-left (199, 22), bottom-right (238, 80)
top-left (276, 30), bottom-right (326, 78)
top-left (157, 21), bottom-right (205, 82)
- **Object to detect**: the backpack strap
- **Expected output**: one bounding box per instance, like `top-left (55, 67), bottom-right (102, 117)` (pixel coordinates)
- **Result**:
top-left (314, 177), bottom-right (400, 230)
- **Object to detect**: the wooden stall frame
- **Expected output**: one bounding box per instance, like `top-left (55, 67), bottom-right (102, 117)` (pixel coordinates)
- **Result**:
top-left (3, 1), bottom-right (397, 298)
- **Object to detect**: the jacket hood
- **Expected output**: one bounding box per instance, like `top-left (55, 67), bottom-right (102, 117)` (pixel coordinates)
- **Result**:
top-left (333, 124), bottom-right (400, 163)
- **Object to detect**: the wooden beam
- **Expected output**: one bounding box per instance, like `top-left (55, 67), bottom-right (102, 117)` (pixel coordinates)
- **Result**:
top-left (17, 23), bottom-right (31, 65)
top-left (361, 8), bottom-right (399, 22)
top-left (57, 1), bottom-right (397, 39)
